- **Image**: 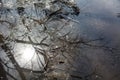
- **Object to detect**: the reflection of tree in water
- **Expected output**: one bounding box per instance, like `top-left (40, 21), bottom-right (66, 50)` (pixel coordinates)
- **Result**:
top-left (0, 0), bottom-right (120, 80)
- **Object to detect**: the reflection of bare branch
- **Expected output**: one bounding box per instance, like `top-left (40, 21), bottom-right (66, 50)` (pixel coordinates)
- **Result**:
top-left (15, 39), bottom-right (49, 46)
top-left (6, 71), bottom-right (17, 80)
top-left (28, 36), bottom-right (49, 72)
top-left (31, 8), bottom-right (69, 24)
top-left (31, 18), bottom-right (46, 25)
top-left (35, 48), bottom-right (48, 62)
top-left (0, 20), bottom-right (15, 28)
top-left (59, 37), bottom-right (103, 44)
top-left (1, 46), bottom-right (26, 80)
top-left (0, 34), bottom-right (27, 80)
top-left (20, 68), bottom-right (44, 73)
top-left (34, 47), bottom-right (49, 71)
top-left (51, 0), bottom-right (76, 6)
top-left (70, 74), bottom-right (82, 79)
top-left (0, 59), bottom-right (14, 70)
top-left (81, 42), bottom-right (117, 53)
top-left (58, 36), bottom-right (117, 53)
top-left (40, 36), bottom-right (48, 44)
top-left (0, 59), bottom-right (8, 80)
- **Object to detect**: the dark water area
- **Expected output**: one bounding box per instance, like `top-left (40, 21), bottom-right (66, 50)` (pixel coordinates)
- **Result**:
top-left (72, 0), bottom-right (120, 80)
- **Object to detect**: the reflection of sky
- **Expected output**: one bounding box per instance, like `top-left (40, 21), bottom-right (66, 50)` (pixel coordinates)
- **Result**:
top-left (76, 0), bottom-right (120, 39)
top-left (78, 0), bottom-right (120, 14)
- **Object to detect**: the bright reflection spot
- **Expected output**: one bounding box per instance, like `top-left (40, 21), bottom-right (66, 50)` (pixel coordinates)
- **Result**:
top-left (45, 3), bottom-right (50, 9)
top-left (14, 44), bottom-right (45, 70)
top-left (21, 46), bottom-right (35, 62)
top-left (70, 0), bottom-right (75, 3)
